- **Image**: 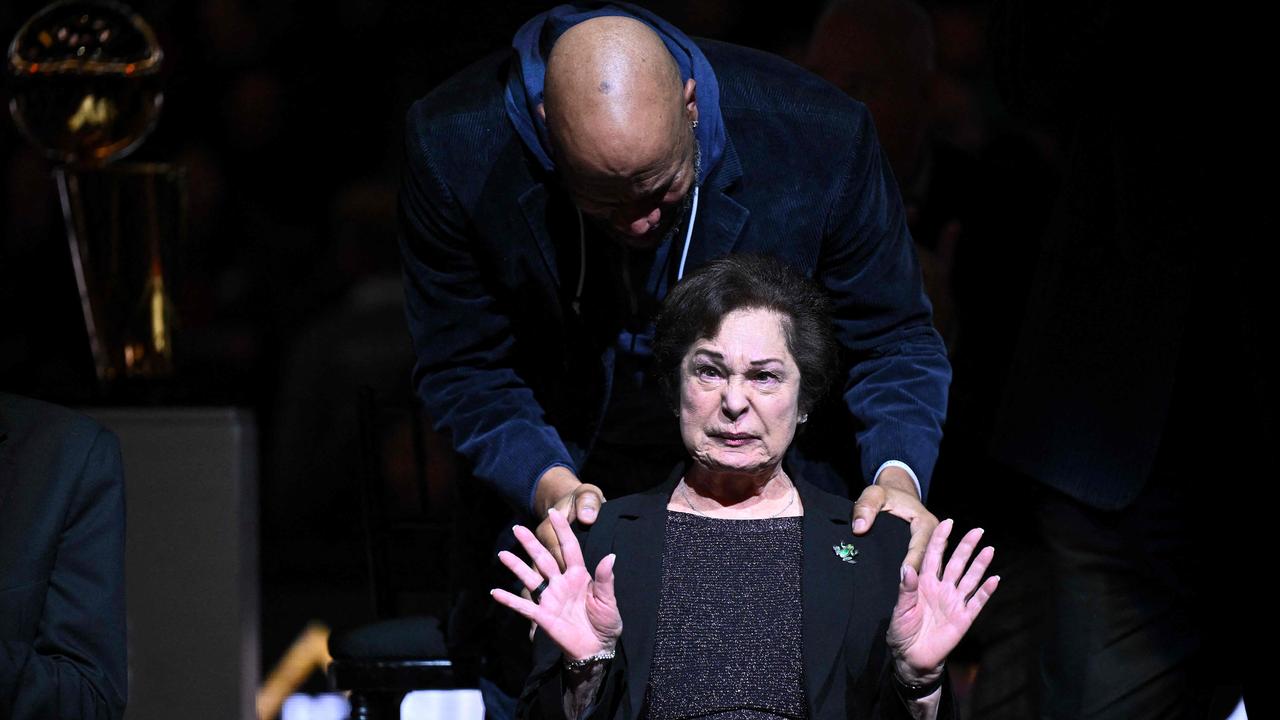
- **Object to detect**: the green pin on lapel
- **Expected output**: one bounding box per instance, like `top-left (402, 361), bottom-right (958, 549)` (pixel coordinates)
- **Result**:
top-left (833, 542), bottom-right (859, 564)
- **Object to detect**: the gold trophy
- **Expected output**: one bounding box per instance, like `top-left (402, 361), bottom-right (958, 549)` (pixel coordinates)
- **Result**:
top-left (8, 0), bottom-right (182, 383)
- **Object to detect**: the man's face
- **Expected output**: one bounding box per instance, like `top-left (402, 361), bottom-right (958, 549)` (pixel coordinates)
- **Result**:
top-left (562, 127), bottom-right (699, 249)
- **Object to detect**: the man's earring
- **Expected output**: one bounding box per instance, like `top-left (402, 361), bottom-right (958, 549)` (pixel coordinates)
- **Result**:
top-left (797, 413), bottom-right (808, 424)
top-left (690, 119), bottom-right (698, 129)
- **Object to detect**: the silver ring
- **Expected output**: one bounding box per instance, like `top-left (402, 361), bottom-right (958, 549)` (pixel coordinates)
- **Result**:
top-left (532, 579), bottom-right (549, 604)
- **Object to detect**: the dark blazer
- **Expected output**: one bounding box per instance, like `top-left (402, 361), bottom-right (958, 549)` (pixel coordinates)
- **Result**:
top-left (0, 394), bottom-right (127, 719)
top-left (399, 38), bottom-right (950, 512)
top-left (518, 470), bottom-right (954, 719)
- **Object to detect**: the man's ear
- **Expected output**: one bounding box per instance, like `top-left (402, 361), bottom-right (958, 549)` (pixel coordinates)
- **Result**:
top-left (684, 79), bottom-right (698, 124)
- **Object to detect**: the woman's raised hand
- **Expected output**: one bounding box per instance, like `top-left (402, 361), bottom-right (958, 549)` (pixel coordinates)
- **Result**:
top-left (491, 508), bottom-right (623, 660)
top-left (886, 518), bottom-right (999, 685)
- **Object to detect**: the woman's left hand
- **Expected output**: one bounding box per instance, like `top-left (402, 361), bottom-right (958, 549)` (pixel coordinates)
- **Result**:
top-left (491, 508), bottom-right (623, 662)
top-left (885, 519), bottom-right (999, 685)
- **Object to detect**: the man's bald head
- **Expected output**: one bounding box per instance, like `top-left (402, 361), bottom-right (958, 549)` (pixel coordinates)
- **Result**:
top-left (540, 15), bottom-right (700, 247)
top-left (543, 16), bottom-right (692, 183)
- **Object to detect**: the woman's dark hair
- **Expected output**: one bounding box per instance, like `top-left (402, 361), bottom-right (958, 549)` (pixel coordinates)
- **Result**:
top-left (652, 254), bottom-right (839, 413)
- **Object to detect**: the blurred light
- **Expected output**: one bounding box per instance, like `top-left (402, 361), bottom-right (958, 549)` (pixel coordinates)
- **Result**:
top-left (281, 692), bottom-right (350, 720)
top-left (401, 689), bottom-right (484, 720)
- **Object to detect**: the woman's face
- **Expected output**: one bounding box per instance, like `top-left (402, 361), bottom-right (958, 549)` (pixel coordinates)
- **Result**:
top-left (678, 307), bottom-right (802, 477)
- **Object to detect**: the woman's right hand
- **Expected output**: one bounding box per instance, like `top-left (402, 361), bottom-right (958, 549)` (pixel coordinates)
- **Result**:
top-left (491, 508), bottom-right (623, 660)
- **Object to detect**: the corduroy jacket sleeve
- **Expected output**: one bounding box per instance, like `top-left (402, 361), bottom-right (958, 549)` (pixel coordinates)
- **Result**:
top-left (398, 99), bottom-right (577, 514)
top-left (817, 112), bottom-right (950, 497)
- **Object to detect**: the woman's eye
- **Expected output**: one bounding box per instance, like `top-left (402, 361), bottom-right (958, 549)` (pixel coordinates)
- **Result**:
top-left (695, 365), bottom-right (722, 380)
top-left (753, 371), bottom-right (779, 383)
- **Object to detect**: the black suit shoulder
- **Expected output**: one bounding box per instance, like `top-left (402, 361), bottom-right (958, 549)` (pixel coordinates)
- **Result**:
top-left (0, 393), bottom-right (120, 522)
top-left (596, 488), bottom-right (663, 520)
top-left (0, 392), bottom-right (111, 459)
top-left (411, 48), bottom-right (509, 124)
top-left (403, 48), bottom-right (523, 209)
top-left (575, 488), bottom-right (660, 565)
top-left (0, 393), bottom-right (127, 719)
top-left (799, 480), bottom-right (912, 546)
top-left (797, 479), bottom-right (910, 606)
top-left (699, 39), bottom-right (874, 140)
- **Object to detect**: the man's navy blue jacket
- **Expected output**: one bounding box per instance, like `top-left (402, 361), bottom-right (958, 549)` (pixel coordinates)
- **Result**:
top-left (398, 39), bottom-right (950, 512)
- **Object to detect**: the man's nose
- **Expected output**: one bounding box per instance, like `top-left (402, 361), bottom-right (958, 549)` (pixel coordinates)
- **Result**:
top-left (621, 206), bottom-right (661, 237)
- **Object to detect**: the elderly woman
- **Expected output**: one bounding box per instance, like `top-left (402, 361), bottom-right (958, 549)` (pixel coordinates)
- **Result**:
top-left (492, 255), bottom-right (997, 719)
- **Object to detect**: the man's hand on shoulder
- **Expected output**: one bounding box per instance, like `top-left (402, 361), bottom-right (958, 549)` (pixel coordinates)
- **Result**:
top-left (851, 466), bottom-right (939, 571)
top-left (533, 466), bottom-right (606, 569)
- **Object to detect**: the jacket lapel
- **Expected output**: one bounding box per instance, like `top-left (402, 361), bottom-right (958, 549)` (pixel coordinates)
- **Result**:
top-left (517, 182), bottom-right (561, 289)
top-left (682, 136), bottom-right (749, 276)
top-left (798, 480), bottom-right (858, 714)
top-left (613, 471), bottom-right (681, 718)
top-left (610, 470), bottom-right (858, 718)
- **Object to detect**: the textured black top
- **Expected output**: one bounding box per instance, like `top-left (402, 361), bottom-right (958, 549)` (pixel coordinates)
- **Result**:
top-left (642, 511), bottom-right (807, 719)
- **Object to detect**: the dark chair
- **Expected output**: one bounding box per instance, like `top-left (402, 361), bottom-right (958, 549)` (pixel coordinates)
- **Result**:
top-left (328, 616), bottom-right (467, 719)
top-left (327, 388), bottom-right (476, 719)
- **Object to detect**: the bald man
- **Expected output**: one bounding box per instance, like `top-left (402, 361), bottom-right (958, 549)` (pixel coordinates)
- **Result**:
top-left (400, 2), bottom-right (948, 573)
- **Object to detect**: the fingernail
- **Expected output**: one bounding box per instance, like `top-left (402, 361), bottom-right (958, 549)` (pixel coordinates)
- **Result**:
top-left (854, 518), bottom-right (867, 532)
top-left (581, 507), bottom-right (596, 520)
top-left (900, 564), bottom-right (908, 583)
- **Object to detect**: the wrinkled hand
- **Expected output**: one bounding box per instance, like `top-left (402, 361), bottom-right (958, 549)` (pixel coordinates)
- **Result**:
top-left (491, 508), bottom-right (622, 660)
top-left (534, 468), bottom-right (606, 569)
top-left (886, 519), bottom-right (998, 685)
top-left (851, 471), bottom-right (939, 571)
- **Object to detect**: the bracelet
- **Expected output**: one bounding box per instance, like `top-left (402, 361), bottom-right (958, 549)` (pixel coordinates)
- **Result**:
top-left (563, 648), bottom-right (616, 670)
top-left (893, 666), bottom-right (944, 700)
